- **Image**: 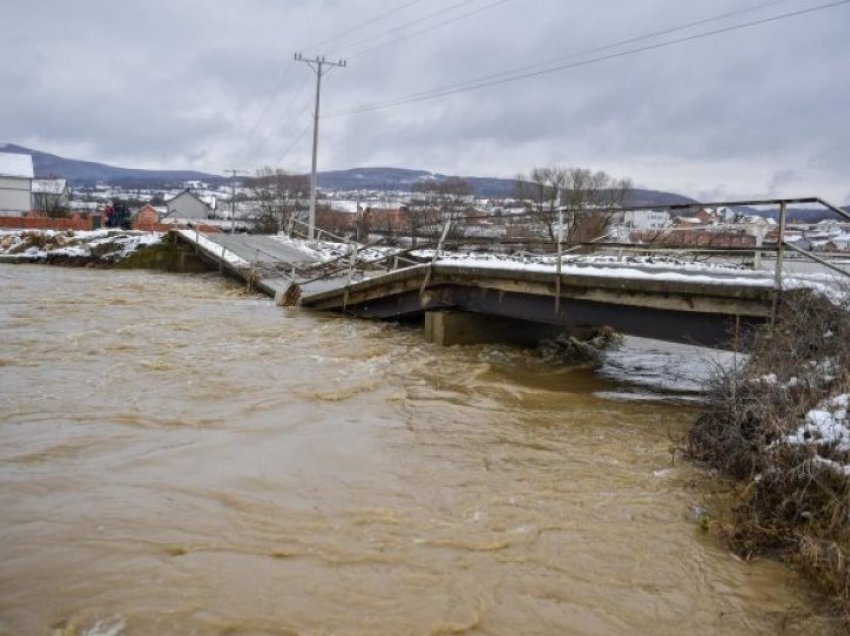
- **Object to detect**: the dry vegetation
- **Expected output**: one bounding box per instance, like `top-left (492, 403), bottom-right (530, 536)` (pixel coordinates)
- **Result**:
top-left (688, 287), bottom-right (850, 620)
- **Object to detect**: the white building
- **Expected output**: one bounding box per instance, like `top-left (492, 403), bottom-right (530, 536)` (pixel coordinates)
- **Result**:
top-left (164, 189), bottom-right (212, 219)
top-left (622, 209), bottom-right (670, 230)
top-left (0, 152), bottom-right (34, 216)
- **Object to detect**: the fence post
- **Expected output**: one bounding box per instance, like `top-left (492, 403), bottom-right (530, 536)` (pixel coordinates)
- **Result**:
top-left (754, 225), bottom-right (764, 270)
top-left (419, 220), bottom-right (452, 297)
top-left (774, 202), bottom-right (787, 291)
top-left (771, 201), bottom-right (788, 324)
top-left (555, 207), bottom-right (563, 315)
top-left (347, 239), bottom-right (358, 285)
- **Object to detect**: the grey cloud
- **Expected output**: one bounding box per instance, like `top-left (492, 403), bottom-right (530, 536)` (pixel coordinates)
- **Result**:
top-left (2, 0), bottom-right (848, 202)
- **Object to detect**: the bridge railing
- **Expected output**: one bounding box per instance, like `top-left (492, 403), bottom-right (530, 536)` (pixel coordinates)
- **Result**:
top-left (285, 196), bottom-right (850, 302)
top-left (425, 196), bottom-right (850, 290)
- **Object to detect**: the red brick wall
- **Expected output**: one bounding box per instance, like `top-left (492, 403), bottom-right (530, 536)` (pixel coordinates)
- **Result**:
top-left (0, 215), bottom-right (99, 231)
top-left (631, 229), bottom-right (756, 248)
top-left (0, 216), bottom-right (220, 234)
top-left (132, 207), bottom-right (160, 229)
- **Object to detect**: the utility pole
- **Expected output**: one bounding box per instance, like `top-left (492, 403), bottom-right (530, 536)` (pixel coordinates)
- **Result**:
top-left (224, 168), bottom-right (245, 234)
top-left (294, 52), bottom-right (347, 240)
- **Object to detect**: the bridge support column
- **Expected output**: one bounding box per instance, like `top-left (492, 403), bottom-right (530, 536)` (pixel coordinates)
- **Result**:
top-left (424, 311), bottom-right (565, 347)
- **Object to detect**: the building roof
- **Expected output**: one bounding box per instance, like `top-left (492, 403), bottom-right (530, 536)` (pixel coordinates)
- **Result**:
top-left (165, 188), bottom-right (210, 207)
top-left (0, 152), bottom-right (34, 179)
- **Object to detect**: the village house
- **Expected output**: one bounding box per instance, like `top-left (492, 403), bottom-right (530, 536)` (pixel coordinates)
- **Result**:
top-left (826, 235), bottom-right (850, 252)
top-left (0, 152), bottom-right (33, 216)
top-left (131, 204), bottom-right (162, 230)
top-left (164, 189), bottom-right (213, 220)
top-left (622, 209), bottom-right (670, 230)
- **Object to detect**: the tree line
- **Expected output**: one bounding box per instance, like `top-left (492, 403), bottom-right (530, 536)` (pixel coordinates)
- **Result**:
top-left (239, 164), bottom-right (632, 243)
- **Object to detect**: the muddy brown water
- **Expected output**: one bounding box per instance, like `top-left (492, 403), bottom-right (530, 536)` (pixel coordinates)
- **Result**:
top-left (0, 266), bottom-right (836, 635)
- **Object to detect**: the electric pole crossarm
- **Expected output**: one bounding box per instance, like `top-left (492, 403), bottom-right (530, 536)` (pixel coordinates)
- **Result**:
top-left (294, 52), bottom-right (347, 240)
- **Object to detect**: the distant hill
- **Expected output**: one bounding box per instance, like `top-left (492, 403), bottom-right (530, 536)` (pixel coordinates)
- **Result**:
top-left (8, 144), bottom-right (842, 215)
top-left (314, 166), bottom-right (697, 204)
top-left (0, 143), bottom-right (224, 187)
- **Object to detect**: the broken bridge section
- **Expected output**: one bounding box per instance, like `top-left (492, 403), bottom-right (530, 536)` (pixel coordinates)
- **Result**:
top-left (299, 263), bottom-right (776, 348)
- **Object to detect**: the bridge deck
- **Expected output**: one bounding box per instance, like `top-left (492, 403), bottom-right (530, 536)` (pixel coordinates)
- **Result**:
top-left (300, 262), bottom-right (776, 347)
top-left (173, 230), bottom-right (778, 347)
top-left (174, 230), bottom-right (343, 298)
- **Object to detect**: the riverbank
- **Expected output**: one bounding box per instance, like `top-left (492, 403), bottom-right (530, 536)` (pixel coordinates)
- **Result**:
top-left (0, 229), bottom-right (163, 267)
top-left (688, 287), bottom-right (850, 625)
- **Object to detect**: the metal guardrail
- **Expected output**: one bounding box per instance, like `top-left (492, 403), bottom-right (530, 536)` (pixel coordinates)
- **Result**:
top-left (419, 196), bottom-right (850, 288)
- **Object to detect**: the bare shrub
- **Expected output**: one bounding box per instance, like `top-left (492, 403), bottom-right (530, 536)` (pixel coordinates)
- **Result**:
top-left (690, 289), bottom-right (850, 477)
top-left (688, 285), bottom-right (850, 622)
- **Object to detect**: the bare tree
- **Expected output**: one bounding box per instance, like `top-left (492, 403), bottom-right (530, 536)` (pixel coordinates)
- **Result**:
top-left (516, 166), bottom-right (632, 243)
top-left (514, 167), bottom-right (566, 241)
top-left (408, 177), bottom-right (474, 243)
top-left (245, 167), bottom-right (309, 233)
top-left (561, 168), bottom-right (632, 243)
top-left (33, 175), bottom-right (70, 218)
top-left (408, 182), bottom-right (442, 246)
top-left (437, 177), bottom-right (474, 223)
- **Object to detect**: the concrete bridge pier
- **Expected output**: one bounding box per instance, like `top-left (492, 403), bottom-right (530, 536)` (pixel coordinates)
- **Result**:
top-left (424, 310), bottom-right (594, 347)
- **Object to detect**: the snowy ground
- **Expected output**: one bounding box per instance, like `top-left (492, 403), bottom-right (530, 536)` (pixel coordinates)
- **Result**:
top-left (271, 235), bottom-right (401, 265)
top-left (786, 394), bottom-right (850, 452)
top-left (175, 229), bottom-right (250, 268)
top-left (782, 393), bottom-right (850, 476)
top-left (0, 229), bottom-right (162, 263)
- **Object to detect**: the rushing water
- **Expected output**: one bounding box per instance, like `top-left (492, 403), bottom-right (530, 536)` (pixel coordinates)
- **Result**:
top-left (0, 265), bottom-right (836, 635)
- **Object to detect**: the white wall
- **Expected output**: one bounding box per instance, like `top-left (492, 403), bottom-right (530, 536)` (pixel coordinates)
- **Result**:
top-left (0, 176), bottom-right (32, 216)
top-left (624, 209), bottom-right (670, 230)
top-left (166, 191), bottom-right (209, 219)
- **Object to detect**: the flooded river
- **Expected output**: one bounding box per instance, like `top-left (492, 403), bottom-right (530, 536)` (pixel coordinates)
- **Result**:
top-left (0, 266), bottom-right (835, 635)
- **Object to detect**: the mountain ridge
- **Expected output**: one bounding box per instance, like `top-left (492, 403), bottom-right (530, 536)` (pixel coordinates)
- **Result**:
top-left (0, 144), bottom-right (693, 204)
top-left (3, 144), bottom-right (847, 216)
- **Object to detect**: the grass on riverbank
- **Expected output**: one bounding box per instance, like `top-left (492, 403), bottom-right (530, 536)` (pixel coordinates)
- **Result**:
top-left (688, 288), bottom-right (850, 622)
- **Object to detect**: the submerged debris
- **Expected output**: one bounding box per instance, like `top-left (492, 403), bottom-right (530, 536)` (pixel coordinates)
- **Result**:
top-left (538, 326), bottom-right (624, 367)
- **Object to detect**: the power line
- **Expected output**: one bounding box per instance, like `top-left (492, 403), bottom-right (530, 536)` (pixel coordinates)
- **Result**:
top-left (328, 0), bottom-right (850, 118)
top-left (235, 0), bottom-right (425, 166)
top-left (304, 0), bottom-right (424, 54)
top-left (326, 0), bottom-right (482, 58)
top-left (249, 0), bottom-right (506, 170)
top-left (248, 74), bottom-right (315, 166)
top-left (238, 70), bottom-right (312, 165)
top-left (350, 0), bottom-right (797, 105)
top-left (261, 0), bottom-right (779, 167)
top-left (273, 122), bottom-right (312, 167)
top-left (345, 0), bottom-right (513, 60)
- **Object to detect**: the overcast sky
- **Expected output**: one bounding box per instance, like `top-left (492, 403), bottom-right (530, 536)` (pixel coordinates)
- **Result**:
top-left (3, 0), bottom-right (849, 201)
